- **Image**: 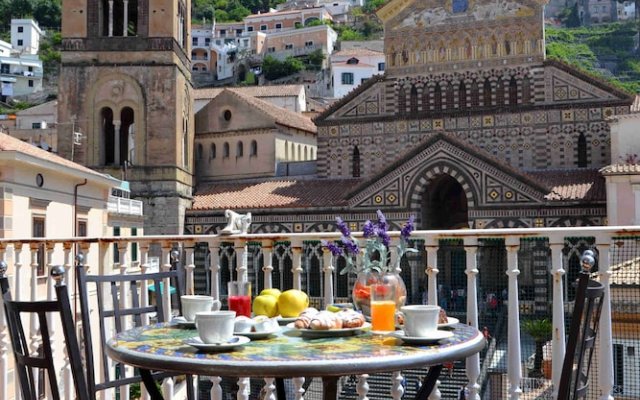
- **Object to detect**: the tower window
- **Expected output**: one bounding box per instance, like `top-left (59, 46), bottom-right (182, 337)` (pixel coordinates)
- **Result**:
top-left (250, 140), bottom-right (257, 156)
top-left (577, 133), bottom-right (587, 167)
top-left (100, 0), bottom-right (138, 37)
top-left (237, 141), bottom-right (244, 157)
top-left (211, 143), bottom-right (216, 159)
top-left (352, 146), bottom-right (361, 177)
top-left (410, 85), bottom-right (418, 115)
top-left (509, 77), bottom-right (518, 105)
top-left (223, 142), bottom-right (230, 158)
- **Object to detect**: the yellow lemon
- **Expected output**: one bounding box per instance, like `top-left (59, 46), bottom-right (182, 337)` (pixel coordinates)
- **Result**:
top-left (260, 288), bottom-right (282, 299)
top-left (277, 289), bottom-right (309, 317)
top-left (253, 294), bottom-right (279, 317)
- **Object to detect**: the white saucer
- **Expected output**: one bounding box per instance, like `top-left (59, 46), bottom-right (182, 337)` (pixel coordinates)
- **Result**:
top-left (389, 330), bottom-right (454, 344)
top-left (438, 317), bottom-right (460, 328)
top-left (183, 335), bottom-right (250, 351)
top-left (234, 327), bottom-right (280, 340)
top-left (172, 316), bottom-right (196, 328)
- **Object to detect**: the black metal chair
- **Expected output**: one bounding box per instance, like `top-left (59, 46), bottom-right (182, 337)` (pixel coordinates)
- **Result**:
top-left (1, 262), bottom-right (90, 400)
top-left (75, 254), bottom-right (194, 400)
top-left (557, 250), bottom-right (605, 400)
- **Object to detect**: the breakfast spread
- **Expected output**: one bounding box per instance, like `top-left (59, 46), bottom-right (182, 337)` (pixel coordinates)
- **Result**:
top-left (294, 307), bottom-right (366, 330)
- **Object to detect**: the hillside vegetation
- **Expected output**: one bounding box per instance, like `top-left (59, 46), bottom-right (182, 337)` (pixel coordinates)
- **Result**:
top-left (545, 22), bottom-right (640, 94)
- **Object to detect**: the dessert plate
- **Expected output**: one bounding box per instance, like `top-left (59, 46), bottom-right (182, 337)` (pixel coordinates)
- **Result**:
top-left (172, 316), bottom-right (196, 328)
top-left (286, 322), bottom-right (371, 338)
top-left (183, 335), bottom-right (250, 351)
top-left (276, 316), bottom-right (297, 325)
top-left (234, 327), bottom-right (280, 340)
top-left (389, 330), bottom-right (454, 344)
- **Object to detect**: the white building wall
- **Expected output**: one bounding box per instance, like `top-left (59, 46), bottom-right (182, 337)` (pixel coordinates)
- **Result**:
top-left (331, 55), bottom-right (384, 98)
top-left (10, 19), bottom-right (42, 55)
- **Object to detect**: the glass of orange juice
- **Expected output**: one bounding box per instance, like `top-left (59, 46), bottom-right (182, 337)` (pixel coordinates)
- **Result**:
top-left (370, 283), bottom-right (396, 332)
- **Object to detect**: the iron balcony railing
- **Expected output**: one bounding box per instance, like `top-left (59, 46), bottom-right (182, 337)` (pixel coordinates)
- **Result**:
top-left (1, 225), bottom-right (639, 399)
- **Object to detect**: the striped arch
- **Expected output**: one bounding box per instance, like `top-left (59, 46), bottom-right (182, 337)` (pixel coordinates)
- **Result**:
top-left (407, 162), bottom-right (479, 218)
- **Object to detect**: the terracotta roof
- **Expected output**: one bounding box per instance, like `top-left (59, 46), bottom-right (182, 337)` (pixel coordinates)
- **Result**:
top-left (192, 178), bottom-right (360, 210)
top-left (526, 169), bottom-right (605, 201)
top-left (246, 7), bottom-right (326, 19)
top-left (332, 48), bottom-right (383, 57)
top-left (332, 61), bottom-right (376, 68)
top-left (600, 163), bottom-right (640, 175)
top-left (0, 132), bottom-right (111, 179)
top-left (224, 89), bottom-right (316, 133)
top-left (314, 74), bottom-right (385, 123)
top-left (16, 100), bottom-right (57, 116)
top-left (194, 85), bottom-right (304, 100)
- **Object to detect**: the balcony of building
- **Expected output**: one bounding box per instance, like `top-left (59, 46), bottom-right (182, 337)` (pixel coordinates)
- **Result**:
top-left (0, 225), bottom-right (638, 399)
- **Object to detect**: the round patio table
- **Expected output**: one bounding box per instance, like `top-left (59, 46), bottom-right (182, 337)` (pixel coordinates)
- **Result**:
top-left (106, 322), bottom-right (484, 400)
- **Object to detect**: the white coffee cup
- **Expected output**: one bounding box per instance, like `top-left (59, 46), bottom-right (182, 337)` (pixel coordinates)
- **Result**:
top-left (181, 295), bottom-right (221, 321)
top-left (401, 305), bottom-right (441, 337)
top-left (195, 311), bottom-right (236, 344)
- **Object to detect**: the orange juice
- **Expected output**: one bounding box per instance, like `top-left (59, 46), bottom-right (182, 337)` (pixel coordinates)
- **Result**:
top-left (371, 300), bottom-right (396, 331)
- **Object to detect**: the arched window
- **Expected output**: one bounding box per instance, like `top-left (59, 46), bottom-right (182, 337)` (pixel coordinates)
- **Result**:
top-left (422, 85), bottom-right (430, 111)
top-left (445, 82), bottom-right (454, 109)
top-left (250, 140), bottom-right (257, 156)
top-left (459, 82), bottom-right (467, 109)
top-left (352, 146), bottom-right (361, 177)
top-left (577, 133), bottom-right (587, 168)
top-left (509, 77), bottom-right (518, 106)
top-left (297, 144), bottom-right (301, 160)
top-left (223, 142), bottom-right (230, 158)
top-left (434, 83), bottom-right (442, 111)
top-left (290, 142), bottom-right (295, 160)
top-left (197, 143), bottom-right (203, 160)
top-left (398, 87), bottom-right (406, 115)
top-left (284, 141), bottom-right (289, 159)
top-left (101, 107), bottom-right (115, 166)
top-left (236, 141), bottom-right (243, 157)
top-left (483, 79), bottom-right (492, 107)
top-left (496, 79), bottom-right (505, 106)
top-left (304, 146), bottom-right (308, 160)
top-left (522, 76), bottom-right (532, 104)
top-left (211, 143), bottom-right (216, 159)
top-left (471, 81), bottom-right (479, 107)
top-left (310, 148), bottom-right (315, 159)
top-left (410, 85), bottom-right (418, 115)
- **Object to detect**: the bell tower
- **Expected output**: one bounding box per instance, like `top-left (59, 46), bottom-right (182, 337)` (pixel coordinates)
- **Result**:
top-left (58, 0), bottom-right (194, 235)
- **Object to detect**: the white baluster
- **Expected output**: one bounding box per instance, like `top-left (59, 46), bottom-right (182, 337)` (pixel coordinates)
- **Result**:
top-left (210, 376), bottom-right (222, 400)
top-left (262, 241), bottom-right (273, 289)
top-left (356, 374), bottom-right (369, 400)
top-left (139, 242), bottom-right (151, 400)
top-left (293, 376), bottom-right (305, 399)
top-left (391, 371), bottom-right (404, 400)
top-left (118, 243), bottom-right (131, 400)
top-left (29, 244), bottom-right (41, 395)
top-left (161, 244), bottom-right (174, 398)
top-left (549, 240), bottom-right (566, 397)
top-left (235, 239), bottom-right (248, 283)
top-left (322, 248), bottom-right (335, 307)
top-left (263, 378), bottom-right (277, 400)
top-left (185, 246), bottom-right (195, 295)
top-left (44, 243), bottom-right (56, 399)
top-left (13, 243), bottom-right (23, 400)
top-left (505, 237), bottom-right (522, 400)
top-left (464, 237), bottom-right (481, 400)
top-left (62, 243), bottom-right (74, 400)
top-left (425, 238), bottom-right (441, 400)
top-left (596, 241), bottom-right (614, 400)
top-left (210, 241), bottom-right (221, 299)
top-left (425, 238), bottom-right (438, 306)
top-left (237, 377), bottom-right (250, 400)
top-left (291, 241), bottom-right (303, 290)
top-left (0, 256), bottom-right (8, 400)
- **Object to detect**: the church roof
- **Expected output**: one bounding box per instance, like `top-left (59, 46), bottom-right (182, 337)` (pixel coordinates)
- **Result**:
top-left (332, 48), bottom-right (384, 57)
top-left (222, 89), bottom-right (317, 133)
top-left (599, 163), bottom-right (640, 175)
top-left (527, 169), bottom-right (605, 201)
top-left (314, 74), bottom-right (385, 124)
top-left (191, 178), bottom-right (360, 210)
top-left (194, 85), bottom-right (305, 100)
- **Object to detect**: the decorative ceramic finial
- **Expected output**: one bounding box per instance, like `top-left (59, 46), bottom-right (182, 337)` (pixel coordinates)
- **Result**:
top-left (76, 253), bottom-right (84, 268)
top-left (0, 260), bottom-right (7, 277)
top-left (50, 265), bottom-right (66, 285)
top-left (580, 250), bottom-right (596, 273)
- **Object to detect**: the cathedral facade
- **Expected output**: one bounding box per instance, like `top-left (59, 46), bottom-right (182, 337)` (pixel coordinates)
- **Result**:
top-left (185, 0), bottom-right (633, 235)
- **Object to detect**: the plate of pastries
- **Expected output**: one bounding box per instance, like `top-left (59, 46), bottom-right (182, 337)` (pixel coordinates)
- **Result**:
top-left (287, 307), bottom-right (370, 338)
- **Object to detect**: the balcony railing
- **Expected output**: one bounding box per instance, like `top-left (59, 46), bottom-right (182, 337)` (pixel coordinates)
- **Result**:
top-left (107, 195), bottom-right (143, 216)
top-left (1, 225), bottom-right (639, 399)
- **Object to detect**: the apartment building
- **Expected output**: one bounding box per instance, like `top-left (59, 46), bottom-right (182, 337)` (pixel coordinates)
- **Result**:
top-left (0, 19), bottom-right (44, 98)
top-left (330, 48), bottom-right (385, 98)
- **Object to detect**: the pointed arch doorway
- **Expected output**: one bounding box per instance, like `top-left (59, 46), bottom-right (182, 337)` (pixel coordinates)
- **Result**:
top-left (421, 174), bottom-right (469, 230)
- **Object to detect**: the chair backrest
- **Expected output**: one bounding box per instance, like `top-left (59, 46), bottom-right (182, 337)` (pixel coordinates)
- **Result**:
top-left (557, 261), bottom-right (605, 400)
top-left (75, 254), bottom-right (184, 396)
top-left (0, 263), bottom-right (90, 400)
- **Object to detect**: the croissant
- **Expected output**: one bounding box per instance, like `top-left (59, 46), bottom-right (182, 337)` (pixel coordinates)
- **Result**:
top-left (338, 309), bottom-right (365, 328)
top-left (294, 307), bottom-right (319, 329)
top-left (309, 311), bottom-right (343, 330)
